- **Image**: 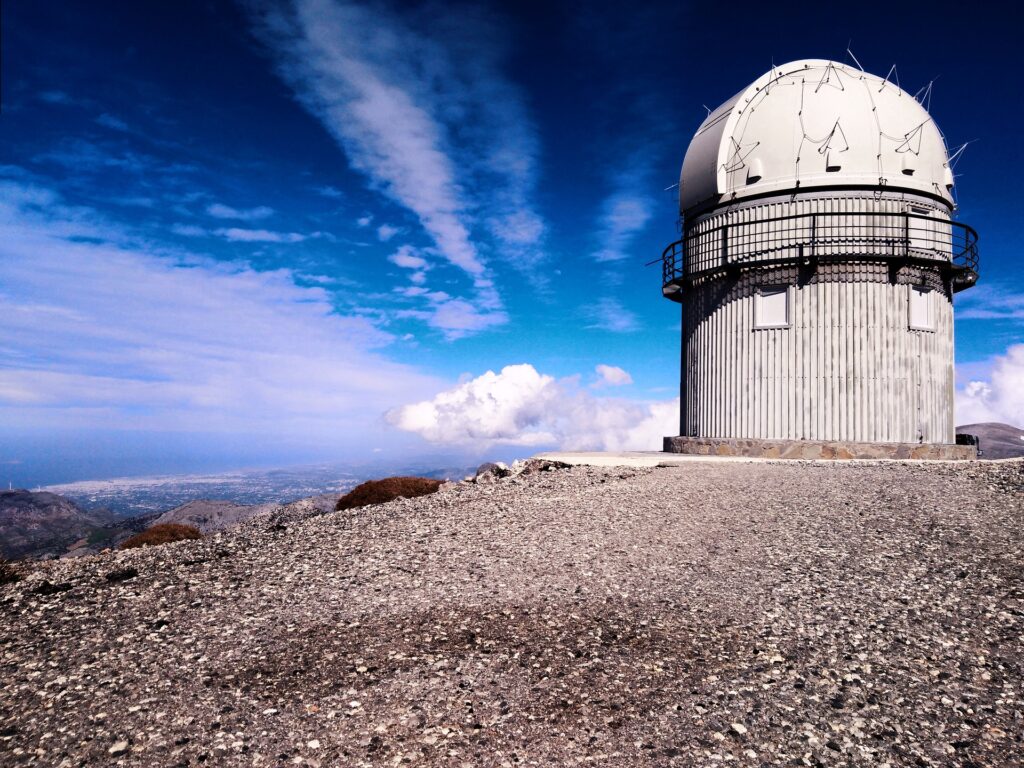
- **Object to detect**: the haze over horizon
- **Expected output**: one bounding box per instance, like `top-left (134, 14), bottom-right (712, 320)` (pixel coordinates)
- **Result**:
top-left (2, 0), bottom-right (1021, 488)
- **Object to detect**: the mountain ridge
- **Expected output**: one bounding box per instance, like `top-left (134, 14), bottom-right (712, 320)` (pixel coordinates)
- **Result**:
top-left (956, 422), bottom-right (1024, 459)
top-left (0, 490), bottom-right (116, 560)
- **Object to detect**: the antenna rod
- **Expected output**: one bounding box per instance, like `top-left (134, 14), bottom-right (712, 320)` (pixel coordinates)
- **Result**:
top-left (846, 45), bottom-right (865, 72)
top-left (948, 140), bottom-right (974, 167)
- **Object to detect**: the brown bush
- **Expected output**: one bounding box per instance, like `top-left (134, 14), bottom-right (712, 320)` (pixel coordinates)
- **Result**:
top-left (120, 523), bottom-right (202, 550)
top-left (335, 476), bottom-right (443, 511)
top-left (0, 557), bottom-right (20, 585)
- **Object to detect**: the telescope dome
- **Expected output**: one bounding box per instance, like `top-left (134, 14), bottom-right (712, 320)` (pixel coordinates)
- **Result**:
top-left (679, 60), bottom-right (954, 213)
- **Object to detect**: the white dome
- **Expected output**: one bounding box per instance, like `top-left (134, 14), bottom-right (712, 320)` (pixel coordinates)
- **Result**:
top-left (680, 60), bottom-right (955, 212)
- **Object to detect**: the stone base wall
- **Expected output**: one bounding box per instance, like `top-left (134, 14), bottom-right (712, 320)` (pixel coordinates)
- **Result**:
top-left (663, 436), bottom-right (976, 460)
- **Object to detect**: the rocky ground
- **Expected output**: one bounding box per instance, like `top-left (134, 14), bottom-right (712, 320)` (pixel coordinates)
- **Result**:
top-left (1, 459), bottom-right (1021, 767)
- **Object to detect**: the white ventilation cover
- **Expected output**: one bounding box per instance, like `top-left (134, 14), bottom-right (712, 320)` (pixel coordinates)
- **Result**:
top-left (754, 286), bottom-right (789, 329)
top-left (909, 285), bottom-right (936, 331)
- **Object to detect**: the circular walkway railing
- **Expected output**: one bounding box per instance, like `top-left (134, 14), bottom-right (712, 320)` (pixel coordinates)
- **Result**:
top-left (660, 210), bottom-right (978, 297)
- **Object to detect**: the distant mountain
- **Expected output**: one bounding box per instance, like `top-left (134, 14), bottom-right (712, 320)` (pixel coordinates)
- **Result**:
top-left (0, 490), bottom-right (117, 560)
top-left (41, 462), bottom-right (476, 518)
top-left (151, 499), bottom-right (273, 533)
top-left (957, 423), bottom-right (1024, 460)
top-left (152, 493), bottom-right (341, 533)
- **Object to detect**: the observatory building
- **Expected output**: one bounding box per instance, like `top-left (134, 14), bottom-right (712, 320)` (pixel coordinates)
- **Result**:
top-left (660, 60), bottom-right (979, 459)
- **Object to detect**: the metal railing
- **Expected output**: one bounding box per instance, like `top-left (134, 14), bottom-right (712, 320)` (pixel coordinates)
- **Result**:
top-left (660, 210), bottom-right (979, 293)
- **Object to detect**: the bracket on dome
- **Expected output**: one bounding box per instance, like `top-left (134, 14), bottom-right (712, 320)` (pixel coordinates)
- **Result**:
top-left (878, 64), bottom-right (900, 94)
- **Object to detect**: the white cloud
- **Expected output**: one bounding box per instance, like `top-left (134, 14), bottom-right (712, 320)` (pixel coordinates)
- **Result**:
top-left (246, 0), bottom-right (548, 321)
top-left (39, 139), bottom-right (154, 175)
top-left (388, 244), bottom-right (428, 270)
top-left (388, 363), bottom-right (678, 450)
top-left (955, 283), bottom-right (1024, 321)
top-left (385, 245), bottom-right (504, 340)
top-left (96, 113), bottom-right (130, 132)
top-left (249, 0), bottom-right (482, 275)
top-left (213, 227), bottom-right (307, 243)
top-left (206, 202), bottom-right (275, 221)
top-left (428, 299), bottom-right (508, 340)
top-left (356, 214), bottom-right (373, 227)
top-left (591, 191), bottom-right (653, 262)
top-left (396, 298), bottom-right (507, 340)
top-left (316, 185), bottom-right (344, 199)
top-left (0, 181), bottom-right (441, 442)
top-left (377, 223), bottom-right (399, 241)
top-left (171, 223), bottom-right (209, 237)
top-left (396, 286), bottom-right (429, 297)
top-left (585, 297), bottom-right (641, 333)
top-left (956, 344), bottom-right (1024, 428)
top-left (389, 364), bottom-right (559, 445)
top-left (39, 90), bottom-right (74, 104)
top-left (594, 364), bottom-right (633, 387)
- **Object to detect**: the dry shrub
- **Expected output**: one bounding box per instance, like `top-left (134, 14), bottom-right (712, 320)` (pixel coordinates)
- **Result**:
top-left (0, 557), bottom-right (20, 585)
top-left (335, 476), bottom-right (442, 511)
top-left (120, 523), bottom-right (201, 550)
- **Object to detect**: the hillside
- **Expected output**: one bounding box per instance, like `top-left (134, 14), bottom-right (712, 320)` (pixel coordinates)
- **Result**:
top-left (151, 494), bottom-right (338, 533)
top-left (0, 490), bottom-right (117, 560)
top-left (151, 499), bottom-right (266, 533)
top-left (0, 489), bottom-right (342, 561)
top-left (0, 459), bottom-right (1021, 766)
top-left (957, 422), bottom-right (1024, 459)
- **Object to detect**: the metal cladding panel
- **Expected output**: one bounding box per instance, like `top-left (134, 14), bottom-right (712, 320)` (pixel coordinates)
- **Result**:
top-left (682, 280), bottom-right (955, 443)
top-left (677, 190), bottom-right (962, 444)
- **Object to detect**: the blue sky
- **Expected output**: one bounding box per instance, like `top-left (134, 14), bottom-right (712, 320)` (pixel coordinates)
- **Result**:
top-left (1, 0), bottom-right (1021, 487)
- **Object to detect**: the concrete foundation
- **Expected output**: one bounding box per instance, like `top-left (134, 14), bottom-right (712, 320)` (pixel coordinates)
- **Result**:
top-left (663, 436), bottom-right (976, 460)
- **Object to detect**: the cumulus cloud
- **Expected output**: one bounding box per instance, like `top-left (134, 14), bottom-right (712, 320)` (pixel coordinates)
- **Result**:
top-left (206, 202), bottom-right (275, 221)
top-left (594, 364), bottom-right (633, 387)
top-left (956, 344), bottom-right (1024, 427)
top-left (388, 364), bottom-right (677, 450)
top-left (389, 365), bottom-right (560, 445)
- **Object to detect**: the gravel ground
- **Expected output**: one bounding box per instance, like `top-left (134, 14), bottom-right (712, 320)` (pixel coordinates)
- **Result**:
top-left (1, 459), bottom-right (1022, 767)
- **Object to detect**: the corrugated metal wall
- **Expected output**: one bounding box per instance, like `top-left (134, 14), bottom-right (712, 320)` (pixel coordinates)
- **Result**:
top-left (680, 192), bottom-right (957, 444)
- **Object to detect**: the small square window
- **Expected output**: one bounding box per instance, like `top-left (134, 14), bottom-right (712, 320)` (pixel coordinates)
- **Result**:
top-left (754, 286), bottom-right (789, 329)
top-left (909, 285), bottom-right (936, 331)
